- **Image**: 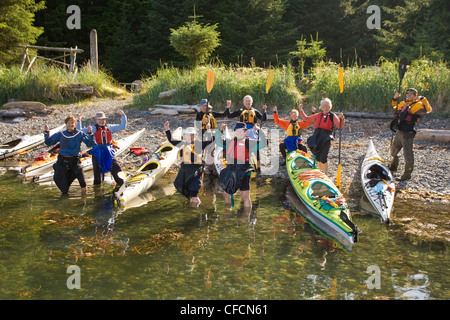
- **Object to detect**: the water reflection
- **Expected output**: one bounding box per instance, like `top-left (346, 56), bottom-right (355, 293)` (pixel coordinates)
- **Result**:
top-left (0, 168), bottom-right (448, 300)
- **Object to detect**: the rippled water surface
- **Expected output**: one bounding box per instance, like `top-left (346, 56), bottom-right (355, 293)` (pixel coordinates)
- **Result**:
top-left (0, 168), bottom-right (448, 300)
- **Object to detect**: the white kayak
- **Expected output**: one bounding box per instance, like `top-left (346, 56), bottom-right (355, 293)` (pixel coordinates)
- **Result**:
top-left (114, 127), bottom-right (182, 207)
top-left (0, 124), bottom-right (65, 160)
top-left (34, 128), bottom-right (145, 183)
top-left (360, 139), bottom-right (395, 224)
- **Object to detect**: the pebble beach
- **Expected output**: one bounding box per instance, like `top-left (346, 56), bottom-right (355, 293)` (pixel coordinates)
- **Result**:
top-left (1, 97), bottom-right (449, 203)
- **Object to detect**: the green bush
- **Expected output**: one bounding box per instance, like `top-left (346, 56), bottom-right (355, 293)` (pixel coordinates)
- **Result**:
top-left (304, 59), bottom-right (450, 114)
top-left (133, 63), bottom-right (302, 111)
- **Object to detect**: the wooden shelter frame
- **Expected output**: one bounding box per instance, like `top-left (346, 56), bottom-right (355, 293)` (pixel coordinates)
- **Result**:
top-left (18, 45), bottom-right (84, 74)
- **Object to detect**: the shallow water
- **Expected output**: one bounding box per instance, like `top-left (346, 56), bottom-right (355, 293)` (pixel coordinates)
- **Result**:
top-left (0, 168), bottom-right (448, 300)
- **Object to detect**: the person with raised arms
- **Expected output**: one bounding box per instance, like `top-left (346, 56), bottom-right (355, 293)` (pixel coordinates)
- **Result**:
top-left (299, 98), bottom-right (345, 176)
top-left (44, 115), bottom-right (94, 194)
top-left (215, 122), bottom-right (267, 208)
top-left (77, 110), bottom-right (127, 187)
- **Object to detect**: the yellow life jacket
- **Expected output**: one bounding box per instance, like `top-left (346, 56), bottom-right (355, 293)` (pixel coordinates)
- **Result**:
top-left (201, 113), bottom-right (217, 129)
top-left (178, 143), bottom-right (202, 164)
top-left (239, 109), bottom-right (257, 124)
top-left (287, 121), bottom-right (301, 137)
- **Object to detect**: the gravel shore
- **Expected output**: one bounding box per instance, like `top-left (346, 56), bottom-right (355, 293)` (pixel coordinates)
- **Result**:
top-left (1, 97), bottom-right (449, 202)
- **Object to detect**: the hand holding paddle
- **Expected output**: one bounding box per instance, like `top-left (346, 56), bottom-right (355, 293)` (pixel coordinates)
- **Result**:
top-left (336, 67), bottom-right (344, 187)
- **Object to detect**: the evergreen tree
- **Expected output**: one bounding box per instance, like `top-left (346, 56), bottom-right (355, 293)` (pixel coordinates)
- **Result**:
top-left (169, 17), bottom-right (221, 66)
top-left (0, 0), bottom-right (45, 64)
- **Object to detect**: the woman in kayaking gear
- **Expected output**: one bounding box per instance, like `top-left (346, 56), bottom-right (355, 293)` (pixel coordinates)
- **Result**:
top-left (299, 98), bottom-right (345, 176)
top-left (273, 106), bottom-right (313, 164)
top-left (215, 122), bottom-right (267, 208)
top-left (78, 110), bottom-right (127, 187)
top-left (390, 88), bottom-right (432, 180)
top-left (44, 115), bottom-right (95, 194)
top-left (195, 98), bottom-right (230, 134)
top-left (164, 121), bottom-right (213, 205)
top-left (227, 95), bottom-right (267, 139)
top-left (195, 98), bottom-right (230, 173)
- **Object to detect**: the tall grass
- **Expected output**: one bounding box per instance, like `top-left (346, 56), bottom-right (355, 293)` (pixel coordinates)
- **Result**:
top-left (133, 63), bottom-right (302, 111)
top-left (305, 59), bottom-right (450, 114)
top-left (0, 62), bottom-right (126, 105)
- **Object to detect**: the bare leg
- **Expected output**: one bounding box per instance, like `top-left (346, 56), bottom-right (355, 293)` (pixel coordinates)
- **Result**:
top-left (318, 161), bottom-right (328, 175)
top-left (241, 190), bottom-right (252, 208)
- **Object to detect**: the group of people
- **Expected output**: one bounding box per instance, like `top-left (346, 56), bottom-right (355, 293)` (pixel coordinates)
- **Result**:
top-left (44, 87), bottom-right (431, 206)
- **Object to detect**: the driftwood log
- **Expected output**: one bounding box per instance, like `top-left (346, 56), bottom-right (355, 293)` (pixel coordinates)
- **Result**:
top-left (342, 112), bottom-right (393, 119)
top-left (3, 101), bottom-right (46, 112)
top-left (158, 89), bottom-right (177, 99)
top-left (0, 109), bottom-right (36, 118)
top-left (415, 129), bottom-right (450, 144)
top-left (59, 84), bottom-right (94, 95)
top-left (152, 104), bottom-right (200, 113)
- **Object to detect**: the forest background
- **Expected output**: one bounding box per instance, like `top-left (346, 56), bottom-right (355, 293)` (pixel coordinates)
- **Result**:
top-left (0, 0), bottom-right (449, 113)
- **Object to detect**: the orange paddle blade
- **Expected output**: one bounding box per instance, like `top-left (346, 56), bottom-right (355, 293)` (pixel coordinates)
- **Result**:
top-left (207, 70), bottom-right (215, 93)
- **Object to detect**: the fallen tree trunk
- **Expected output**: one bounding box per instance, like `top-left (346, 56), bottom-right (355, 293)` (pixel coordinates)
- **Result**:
top-left (0, 109), bottom-right (36, 118)
top-left (415, 129), bottom-right (450, 144)
top-left (3, 101), bottom-right (46, 112)
top-left (343, 112), bottom-right (392, 119)
top-left (152, 104), bottom-right (200, 113)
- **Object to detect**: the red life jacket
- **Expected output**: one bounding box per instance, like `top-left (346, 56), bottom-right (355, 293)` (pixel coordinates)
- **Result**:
top-left (315, 113), bottom-right (334, 132)
top-left (227, 138), bottom-right (250, 162)
top-left (94, 125), bottom-right (113, 145)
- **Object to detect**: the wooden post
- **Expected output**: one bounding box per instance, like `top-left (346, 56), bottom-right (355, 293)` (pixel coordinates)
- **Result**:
top-left (90, 29), bottom-right (98, 72)
top-left (20, 47), bottom-right (28, 72)
top-left (69, 46), bottom-right (77, 73)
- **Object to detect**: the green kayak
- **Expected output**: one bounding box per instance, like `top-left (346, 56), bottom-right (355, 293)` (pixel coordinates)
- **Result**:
top-left (286, 150), bottom-right (359, 245)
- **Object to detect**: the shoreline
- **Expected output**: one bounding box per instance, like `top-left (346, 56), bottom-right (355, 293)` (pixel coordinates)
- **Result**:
top-left (0, 97), bottom-right (449, 203)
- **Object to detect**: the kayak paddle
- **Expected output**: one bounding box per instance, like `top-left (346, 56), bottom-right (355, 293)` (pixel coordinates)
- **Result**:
top-left (336, 67), bottom-right (344, 187)
top-left (390, 58), bottom-right (408, 146)
top-left (200, 70), bottom-right (215, 194)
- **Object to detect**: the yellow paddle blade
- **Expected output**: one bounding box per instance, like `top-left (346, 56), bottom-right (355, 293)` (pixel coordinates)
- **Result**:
top-left (336, 164), bottom-right (342, 187)
top-left (338, 68), bottom-right (344, 94)
top-left (206, 70), bottom-right (215, 93)
top-left (265, 69), bottom-right (274, 93)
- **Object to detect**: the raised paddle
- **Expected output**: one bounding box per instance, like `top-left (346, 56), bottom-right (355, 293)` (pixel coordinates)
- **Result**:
top-left (200, 70), bottom-right (215, 195)
top-left (256, 69), bottom-right (274, 171)
top-left (336, 67), bottom-right (344, 187)
top-left (390, 58), bottom-right (408, 145)
top-left (206, 70), bottom-right (215, 107)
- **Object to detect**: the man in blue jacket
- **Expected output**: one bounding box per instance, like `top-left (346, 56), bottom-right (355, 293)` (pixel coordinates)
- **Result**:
top-left (44, 115), bottom-right (94, 194)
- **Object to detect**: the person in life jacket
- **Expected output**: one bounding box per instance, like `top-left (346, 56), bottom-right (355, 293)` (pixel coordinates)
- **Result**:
top-left (44, 115), bottom-right (95, 194)
top-left (227, 95), bottom-right (267, 139)
top-left (389, 88), bottom-right (432, 180)
top-left (215, 122), bottom-right (267, 208)
top-left (195, 98), bottom-right (230, 173)
top-left (77, 110), bottom-right (127, 187)
top-left (273, 106), bottom-right (314, 164)
top-left (299, 98), bottom-right (345, 176)
top-left (195, 98), bottom-right (230, 135)
top-left (164, 121), bottom-right (213, 205)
